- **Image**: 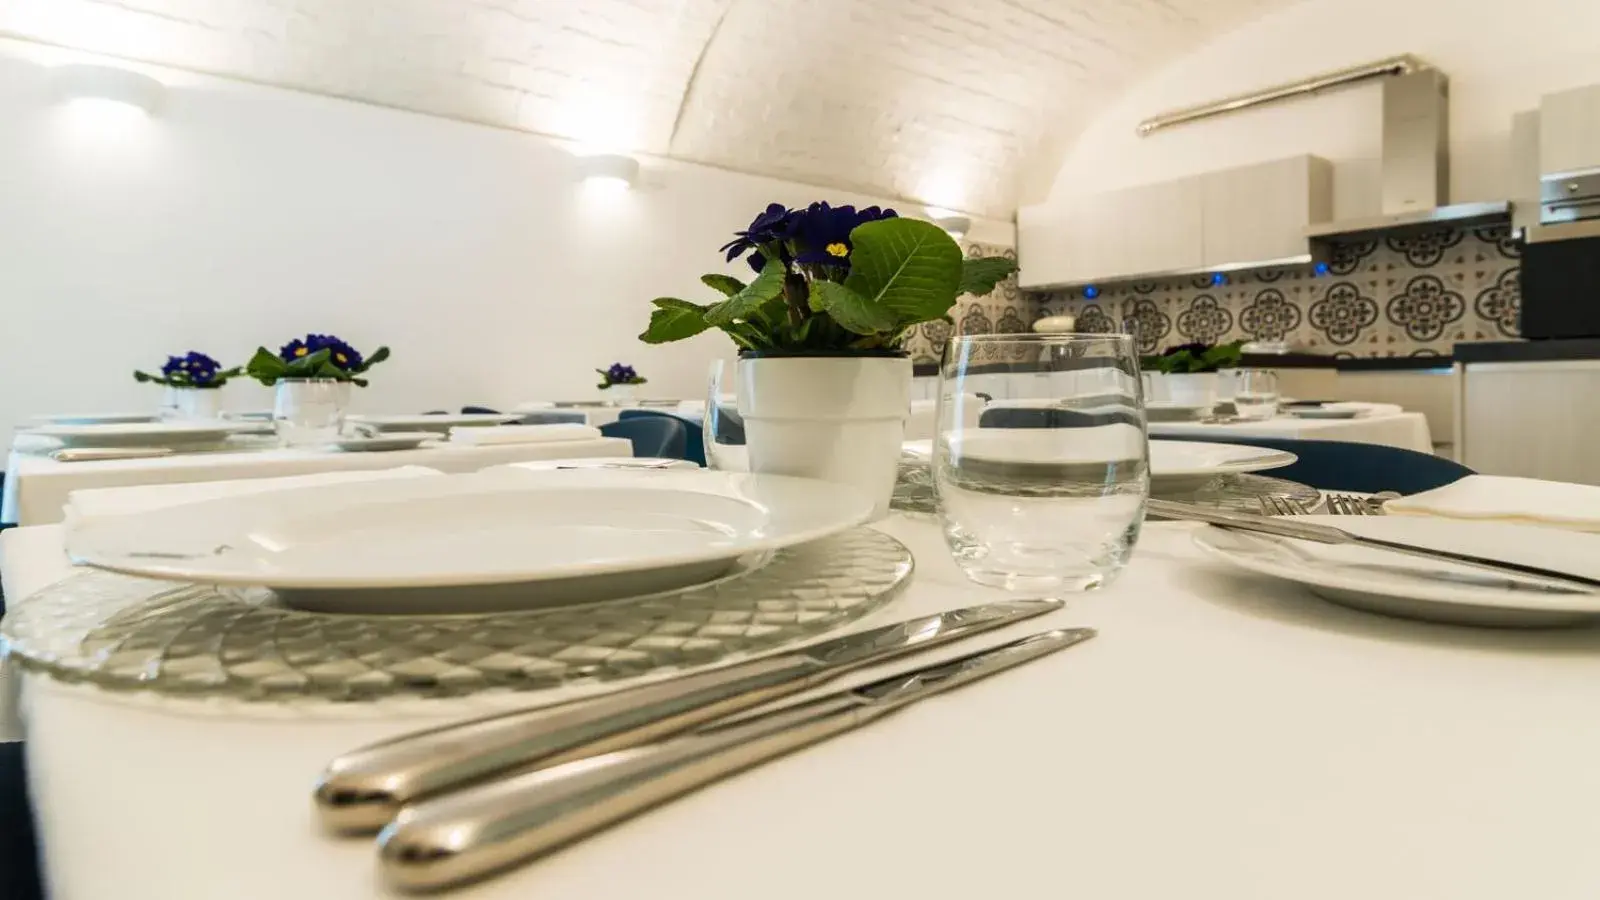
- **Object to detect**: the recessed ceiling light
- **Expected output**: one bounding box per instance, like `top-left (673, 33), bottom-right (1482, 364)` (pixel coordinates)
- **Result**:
top-left (52, 64), bottom-right (165, 116)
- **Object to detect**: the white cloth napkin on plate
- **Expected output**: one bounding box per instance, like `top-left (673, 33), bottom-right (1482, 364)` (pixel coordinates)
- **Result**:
top-left (63, 465), bottom-right (441, 528)
top-left (1385, 475), bottom-right (1600, 532)
top-left (448, 423), bottom-right (602, 445)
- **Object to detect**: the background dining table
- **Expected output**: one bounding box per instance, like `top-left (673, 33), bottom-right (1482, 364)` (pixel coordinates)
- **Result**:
top-left (1, 435), bottom-right (632, 526)
top-left (1147, 406), bottom-right (1433, 452)
top-left (3, 507), bottom-right (1598, 898)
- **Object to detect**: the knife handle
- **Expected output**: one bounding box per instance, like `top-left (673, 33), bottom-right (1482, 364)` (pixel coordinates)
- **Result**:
top-left (377, 693), bottom-right (867, 892)
top-left (314, 653), bottom-right (822, 833)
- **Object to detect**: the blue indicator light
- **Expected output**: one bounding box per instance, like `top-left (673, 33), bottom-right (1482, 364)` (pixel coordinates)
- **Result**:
top-left (1210, 272), bottom-right (1226, 286)
top-left (1313, 261), bottom-right (1330, 276)
top-left (1083, 285), bottom-right (1100, 299)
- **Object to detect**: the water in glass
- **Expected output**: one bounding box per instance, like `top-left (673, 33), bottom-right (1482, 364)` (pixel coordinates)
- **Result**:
top-left (935, 333), bottom-right (1149, 592)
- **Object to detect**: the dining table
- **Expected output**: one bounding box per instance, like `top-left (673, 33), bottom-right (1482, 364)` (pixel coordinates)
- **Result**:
top-left (1147, 404), bottom-right (1434, 452)
top-left (1, 435), bottom-right (633, 526)
top-left (4, 505), bottom-right (1599, 898)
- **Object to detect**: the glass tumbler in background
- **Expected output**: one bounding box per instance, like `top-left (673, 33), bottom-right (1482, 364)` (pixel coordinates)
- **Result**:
top-left (935, 334), bottom-right (1150, 592)
top-left (702, 359), bottom-right (748, 472)
top-left (1231, 369), bottom-right (1280, 421)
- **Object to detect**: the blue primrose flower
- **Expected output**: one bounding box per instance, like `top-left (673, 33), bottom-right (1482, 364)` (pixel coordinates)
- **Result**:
top-left (280, 333), bottom-right (364, 371)
top-left (719, 203), bottom-right (796, 268)
top-left (163, 351), bottom-right (224, 385)
top-left (790, 202), bottom-right (897, 267)
top-left (607, 363), bottom-right (637, 383)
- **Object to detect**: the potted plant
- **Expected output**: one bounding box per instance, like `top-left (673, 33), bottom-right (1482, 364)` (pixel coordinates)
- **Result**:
top-left (246, 334), bottom-right (390, 446)
top-left (640, 201), bottom-right (1015, 514)
top-left (1139, 341), bottom-right (1244, 407)
top-left (596, 363), bottom-right (647, 406)
top-left (134, 351), bottom-right (242, 420)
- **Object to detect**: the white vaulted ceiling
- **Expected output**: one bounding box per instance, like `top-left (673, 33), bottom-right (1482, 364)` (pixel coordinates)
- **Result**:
top-left (0, 0), bottom-right (1292, 217)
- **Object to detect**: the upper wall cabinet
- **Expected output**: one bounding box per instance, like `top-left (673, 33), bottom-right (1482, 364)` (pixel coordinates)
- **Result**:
top-left (1019, 154), bottom-right (1332, 290)
top-left (1202, 156), bottom-right (1331, 266)
top-left (1540, 84), bottom-right (1600, 176)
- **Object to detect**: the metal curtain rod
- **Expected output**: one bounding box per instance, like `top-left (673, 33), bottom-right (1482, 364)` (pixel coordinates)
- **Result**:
top-left (1136, 55), bottom-right (1432, 136)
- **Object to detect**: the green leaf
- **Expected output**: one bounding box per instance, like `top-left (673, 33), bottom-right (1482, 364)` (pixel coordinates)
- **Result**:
top-left (639, 298), bottom-right (712, 344)
top-left (245, 347), bottom-right (289, 385)
top-left (842, 218), bottom-right (963, 326)
top-left (958, 257), bottom-right (1018, 297)
top-left (133, 370), bottom-right (155, 383)
top-left (701, 273), bottom-right (746, 297)
top-left (704, 258), bottom-right (786, 327)
top-left (360, 346), bottom-right (391, 372)
top-left (808, 281), bottom-right (896, 336)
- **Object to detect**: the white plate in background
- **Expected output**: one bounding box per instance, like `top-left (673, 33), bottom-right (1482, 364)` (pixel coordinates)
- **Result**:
top-left (346, 414), bottom-right (517, 433)
top-left (26, 421), bottom-right (248, 448)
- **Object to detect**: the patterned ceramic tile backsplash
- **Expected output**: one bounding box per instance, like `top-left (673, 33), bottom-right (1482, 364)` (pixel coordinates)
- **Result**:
top-left (902, 241), bottom-right (1023, 367)
top-left (1026, 226), bottom-right (1522, 358)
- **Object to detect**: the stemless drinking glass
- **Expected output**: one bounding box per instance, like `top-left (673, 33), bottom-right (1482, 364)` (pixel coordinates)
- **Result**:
top-left (1231, 369), bottom-right (1280, 421)
top-left (935, 333), bottom-right (1149, 591)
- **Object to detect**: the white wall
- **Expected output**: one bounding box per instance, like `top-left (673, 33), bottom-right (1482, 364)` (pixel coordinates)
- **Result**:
top-left (0, 38), bottom-right (1012, 441)
top-left (1033, 0), bottom-right (1600, 218)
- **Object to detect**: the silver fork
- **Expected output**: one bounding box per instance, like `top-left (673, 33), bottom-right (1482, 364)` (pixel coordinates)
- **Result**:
top-left (1326, 492), bottom-right (1398, 515)
top-left (1258, 495), bottom-right (1311, 516)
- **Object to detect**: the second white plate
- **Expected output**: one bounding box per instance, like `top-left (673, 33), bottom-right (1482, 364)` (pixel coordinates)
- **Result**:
top-left (66, 468), bottom-right (875, 614)
top-left (1193, 515), bottom-right (1600, 627)
top-left (27, 421), bottom-right (248, 448)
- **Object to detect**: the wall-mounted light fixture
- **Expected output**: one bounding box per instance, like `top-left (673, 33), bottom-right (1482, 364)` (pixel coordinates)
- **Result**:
top-left (578, 153), bottom-right (640, 191)
top-left (933, 214), bottom-right (971, 240)
top-left (53, 64), bottom-right (165, 116)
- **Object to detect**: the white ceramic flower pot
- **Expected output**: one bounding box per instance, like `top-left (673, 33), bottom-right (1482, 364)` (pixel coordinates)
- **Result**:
top-left (1145, 372), bottom-right (1217, 408)
top-left (170, 387), bottom-right (221, 421)
top-left (274, 378), bottom-right (351, 447)
top-left (605, 384), bottom-right (638, 406)
top-left (158, 385), bottom-right (181, 420)
top-left (736, 355), bottom-right (912, 518)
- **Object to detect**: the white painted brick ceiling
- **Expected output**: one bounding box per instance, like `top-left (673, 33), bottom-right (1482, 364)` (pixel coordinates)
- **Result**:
top-left (0, 0), bottom-right (1290, 217)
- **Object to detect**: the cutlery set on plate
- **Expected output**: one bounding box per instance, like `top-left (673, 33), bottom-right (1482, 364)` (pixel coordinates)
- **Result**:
top-left (313, 600), bottom-right (1093, 891)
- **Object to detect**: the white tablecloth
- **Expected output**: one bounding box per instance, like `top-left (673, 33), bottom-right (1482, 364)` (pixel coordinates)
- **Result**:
top-left (1, 438), bottom-right (632, 525)
top-left (5, 516), bottom-right (1600, 899)
top-left (1150, 410), bottom-right (1434, 452)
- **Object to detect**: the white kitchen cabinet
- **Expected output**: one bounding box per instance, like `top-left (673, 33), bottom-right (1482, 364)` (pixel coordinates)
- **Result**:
top-left (1539, 84), bottom-right (1600, 176)
top-left (1201, 155), bottom-right (1331, 266)
top-left (1115, 180), bottom-right (1204, 278)
top-left (1018, 155), bottom-right (1329, 290)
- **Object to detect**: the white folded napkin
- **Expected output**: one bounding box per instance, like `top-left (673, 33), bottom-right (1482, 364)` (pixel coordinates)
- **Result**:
top-left (1385, 475), bottom-right (1600, 533)
top-left (448, 423), bottom-right (602, 446)
top-left (1321, 402), bottom-right (1403, 417)
top-left (63, 465), bottom-right (441, 527)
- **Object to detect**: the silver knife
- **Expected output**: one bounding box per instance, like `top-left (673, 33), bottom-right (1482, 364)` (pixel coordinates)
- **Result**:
top-left (315, 598), bottom-right (1063, 833)
top-left (378, 627), bottom-right (1095, 892)
top-left (1148, 498), bottom-right (1600, 593)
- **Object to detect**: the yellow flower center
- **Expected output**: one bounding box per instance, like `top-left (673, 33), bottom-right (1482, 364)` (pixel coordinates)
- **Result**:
top-left (335, 353), bottom-right (347, 364)
top-left (178, 361), bottom-right (189, 367)
top-left (294, 347), bottom-right (308, 357)
top-left (826, 242), bottom-right (849, 258)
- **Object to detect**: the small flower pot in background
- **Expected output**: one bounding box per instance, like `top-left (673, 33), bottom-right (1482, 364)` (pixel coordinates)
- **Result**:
top-left (273, 378), bottom-right (350, 447)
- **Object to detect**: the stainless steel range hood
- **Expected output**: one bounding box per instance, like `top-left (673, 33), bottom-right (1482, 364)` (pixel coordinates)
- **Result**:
top-left (1140, 58), bottom-right (1511, 244)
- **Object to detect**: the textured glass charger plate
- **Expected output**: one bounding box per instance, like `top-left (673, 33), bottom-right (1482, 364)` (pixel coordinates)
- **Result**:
top-left (3, 528), bottom-right (913, 701)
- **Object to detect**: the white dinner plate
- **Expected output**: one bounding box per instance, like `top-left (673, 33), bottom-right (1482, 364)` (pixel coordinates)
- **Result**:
top-left (1192, 515), bottom-right (1600, 627)
top-left (31, 412), bottom-right (158, 426)
top-left (27, 421), bottom-right (248, 448)
top-left (66, 468), bottom-right (874, 614)
top-left (329, 432), bottom-right (439, 452)
top-left (1288, 406), bottom-right (1363, 420)
top-left (346, 414), bottom-right (517, 433)
top-left (905, 436), bottom-right (1294, 493)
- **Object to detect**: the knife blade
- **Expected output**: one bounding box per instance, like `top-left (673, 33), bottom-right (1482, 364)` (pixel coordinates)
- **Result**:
top-left (315, 598), bottom-right (1063, 833)
top-left (378, 627), bottom-right (1095, 892)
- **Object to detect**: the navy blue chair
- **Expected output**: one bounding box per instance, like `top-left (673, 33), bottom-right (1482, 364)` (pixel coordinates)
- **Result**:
top-left (1158, 435), bottom-right (1473, 494)
top-left (618, 410), bottom-right (706, 466)
top-left (600, 416), bottom-right (689, 462)
top-left (0, 743), bottom-right (43, 900)
top-left (460, 406), bottom-right (501, 415)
